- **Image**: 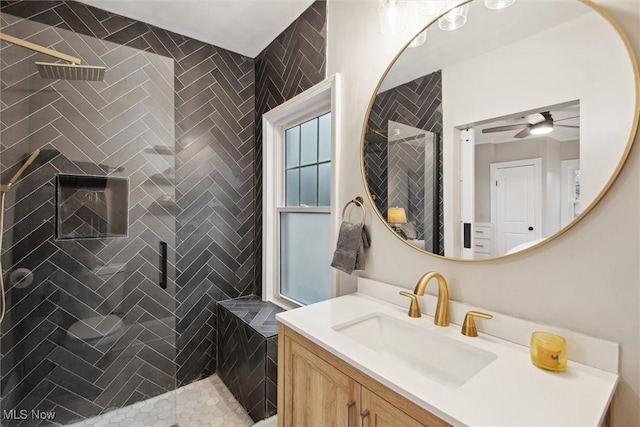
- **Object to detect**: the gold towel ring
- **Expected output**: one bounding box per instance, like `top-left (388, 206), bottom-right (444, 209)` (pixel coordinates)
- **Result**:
top-left (341, 196), bottom-right (366, 225)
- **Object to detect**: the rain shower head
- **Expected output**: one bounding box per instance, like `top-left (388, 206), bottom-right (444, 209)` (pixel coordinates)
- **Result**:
top-left (36, 62), bottom-right (105, 82)
top-left (0, 32), bottom-right (106, 82)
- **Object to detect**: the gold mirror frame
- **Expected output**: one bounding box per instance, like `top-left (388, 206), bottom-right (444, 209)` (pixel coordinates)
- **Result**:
top-left (360, 0), bottom-right (640, 262)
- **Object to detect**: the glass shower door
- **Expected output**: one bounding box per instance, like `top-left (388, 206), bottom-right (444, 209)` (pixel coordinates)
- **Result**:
top-left (0, 13), bottom-right (177, 426)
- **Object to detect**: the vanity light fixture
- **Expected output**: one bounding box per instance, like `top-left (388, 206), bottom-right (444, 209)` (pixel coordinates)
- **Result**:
top-left (438, 4), bottom-right (469, 31)
top-left (484, 0), bottom-right (516, 10)
top-left (378, 0), bottom-right (406, 35)
top-left (409, 29), bottom-right (428, 48)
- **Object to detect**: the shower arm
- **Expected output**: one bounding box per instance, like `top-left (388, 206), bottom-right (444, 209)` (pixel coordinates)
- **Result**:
top-left (0, 149), bottom-right (41, 193)
top-left (0, 32), bottom-right (81, 65)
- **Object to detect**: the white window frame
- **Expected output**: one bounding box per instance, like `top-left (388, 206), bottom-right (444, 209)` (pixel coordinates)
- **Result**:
top-left (262, 75), bottom-right (341, 309)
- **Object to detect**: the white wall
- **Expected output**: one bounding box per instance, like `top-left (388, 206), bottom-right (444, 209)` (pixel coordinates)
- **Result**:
top-left (327, 0), bottom-right (640, 424)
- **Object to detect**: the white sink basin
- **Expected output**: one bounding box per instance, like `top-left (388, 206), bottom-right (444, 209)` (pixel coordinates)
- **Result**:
top-left (332, 312), bottom-right (497, 388)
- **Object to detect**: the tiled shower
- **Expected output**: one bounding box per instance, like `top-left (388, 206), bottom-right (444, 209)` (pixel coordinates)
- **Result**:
top-left (0, 0), bottom-right (326, 425)
top-left (365, 70), bottom-right (445, 254)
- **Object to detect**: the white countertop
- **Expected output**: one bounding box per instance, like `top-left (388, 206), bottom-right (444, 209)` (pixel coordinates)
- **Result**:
top-left (276, 292), bottom-right (618, 427)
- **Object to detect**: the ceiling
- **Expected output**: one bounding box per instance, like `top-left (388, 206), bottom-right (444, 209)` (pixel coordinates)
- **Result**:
top-left (77, 0), bottom-right (316, 58)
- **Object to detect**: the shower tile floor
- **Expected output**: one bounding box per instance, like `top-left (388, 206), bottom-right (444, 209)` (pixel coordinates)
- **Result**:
top-left (68, 375), bottom-right (276, 427)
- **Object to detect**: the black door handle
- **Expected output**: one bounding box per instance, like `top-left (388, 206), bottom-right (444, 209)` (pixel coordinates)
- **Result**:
top-left (160, 241), bottom-right (167, 289)
top-left (528, 226), bottom-right (534, 231)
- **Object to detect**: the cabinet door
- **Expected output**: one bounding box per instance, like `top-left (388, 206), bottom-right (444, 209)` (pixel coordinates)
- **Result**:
top-left (282, 335), bottom-right (359, 427)
top-left (361, 387), bottom-right (430, 427)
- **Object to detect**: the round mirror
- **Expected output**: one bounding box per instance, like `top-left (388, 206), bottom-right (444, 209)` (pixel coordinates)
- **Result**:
top-left (362, 0), bottom-right (638, 260)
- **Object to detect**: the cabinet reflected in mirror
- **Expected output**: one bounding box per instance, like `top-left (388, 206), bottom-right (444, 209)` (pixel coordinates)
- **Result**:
top-left (362, 0), bottom-right (637, 260)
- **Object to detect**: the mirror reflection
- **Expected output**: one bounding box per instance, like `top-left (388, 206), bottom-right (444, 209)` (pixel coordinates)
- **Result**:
top-left (363, 0), bottom-right (637, 259)
top-left (365, 122), bottom-right (442, 253)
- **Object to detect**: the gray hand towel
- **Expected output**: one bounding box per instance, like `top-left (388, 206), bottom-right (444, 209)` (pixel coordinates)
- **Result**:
top-left (331, 222), bottom-right (370, 274)
top-left (355, 225), bottom-right (370, 271)
top-left (362, 224), bottom-right (371, 248)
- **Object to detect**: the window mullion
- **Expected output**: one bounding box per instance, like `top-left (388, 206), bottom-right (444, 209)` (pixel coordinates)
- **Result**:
top-left (315, 117), bottom-right (319, 206)
top-left (297, 125), bottom-right (301, 207)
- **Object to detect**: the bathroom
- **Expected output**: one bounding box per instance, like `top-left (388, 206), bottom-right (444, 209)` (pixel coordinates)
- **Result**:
top-left (0, 0), bottom-right (638, 426)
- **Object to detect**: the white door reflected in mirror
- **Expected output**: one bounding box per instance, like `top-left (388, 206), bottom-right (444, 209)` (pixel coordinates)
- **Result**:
top-left (491, 159), bottom-right (540, 258)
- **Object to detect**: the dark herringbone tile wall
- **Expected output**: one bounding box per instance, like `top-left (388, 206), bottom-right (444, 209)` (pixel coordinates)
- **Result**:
top-left (1, 0), bottom-right (254, 407)
top-left (365, 71), bottom-right (445, 255)
top-left (253, 1), bottom-right (326, 295)
top-left (387, 133), bottom-right (439, 252)
top-left (0, 11), bottom-right (177, 425)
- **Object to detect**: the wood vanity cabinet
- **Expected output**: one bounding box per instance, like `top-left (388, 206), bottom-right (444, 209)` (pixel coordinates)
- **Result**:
top-left (278, 324), bottom-right (450, 427)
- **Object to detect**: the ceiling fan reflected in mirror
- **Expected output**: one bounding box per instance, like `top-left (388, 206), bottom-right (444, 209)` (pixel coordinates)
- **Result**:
top-left (481, 111), bottom-right (579, 139)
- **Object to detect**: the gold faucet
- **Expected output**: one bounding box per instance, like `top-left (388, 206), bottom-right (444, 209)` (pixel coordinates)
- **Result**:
top-left (399, 272), bottom-right (450, 326)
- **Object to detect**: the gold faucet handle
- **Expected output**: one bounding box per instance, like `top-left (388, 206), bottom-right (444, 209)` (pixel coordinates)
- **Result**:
top-left (461, 311), bottom-right (493, 337)
top-left (399, 291), bottom-right (421, 318)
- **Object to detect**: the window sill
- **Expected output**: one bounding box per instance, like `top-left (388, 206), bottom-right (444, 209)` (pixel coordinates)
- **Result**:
top-left (266, 295), bottom-right (300, 311)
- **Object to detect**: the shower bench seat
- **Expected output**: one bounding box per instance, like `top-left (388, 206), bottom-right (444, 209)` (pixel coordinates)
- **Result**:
top-left (217, 296), bottom-right (284, 422)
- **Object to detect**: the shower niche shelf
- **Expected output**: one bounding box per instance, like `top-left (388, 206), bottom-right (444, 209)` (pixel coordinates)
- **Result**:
top-left (55, 174), bottom-right (129, 240)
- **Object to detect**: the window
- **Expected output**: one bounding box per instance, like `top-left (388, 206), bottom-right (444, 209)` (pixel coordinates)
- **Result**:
top-left (284, 114), bottom-right (332, 208)
top-left (263, 76), bottom-right (340, 309)
top-left (280, 113), bottom-right (331, 305)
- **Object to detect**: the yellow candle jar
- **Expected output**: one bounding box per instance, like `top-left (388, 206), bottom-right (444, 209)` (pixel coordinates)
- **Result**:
top-left (530, 332), bottom-right (567, 372)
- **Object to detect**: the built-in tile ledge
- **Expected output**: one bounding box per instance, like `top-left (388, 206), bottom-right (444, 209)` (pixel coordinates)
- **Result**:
top-left (358, 277), bottom-right (619, 374)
